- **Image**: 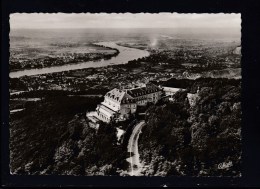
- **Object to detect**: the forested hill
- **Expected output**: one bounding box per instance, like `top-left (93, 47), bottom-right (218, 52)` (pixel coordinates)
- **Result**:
top-left (9, 94), bottom-right (127, 175)
top-left (139, 78), bottom-right (241, 176)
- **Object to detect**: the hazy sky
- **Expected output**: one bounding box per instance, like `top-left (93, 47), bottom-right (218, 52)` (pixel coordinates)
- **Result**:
top-left (10, 13), bottom-right (241, 29)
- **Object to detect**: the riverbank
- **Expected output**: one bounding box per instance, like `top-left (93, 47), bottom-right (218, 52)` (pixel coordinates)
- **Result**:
top-left (9, 42), bottom-right (150, 78)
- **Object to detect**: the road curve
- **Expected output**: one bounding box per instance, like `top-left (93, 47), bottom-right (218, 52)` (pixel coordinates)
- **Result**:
top-left (126, 120), bottom-right (145, 176)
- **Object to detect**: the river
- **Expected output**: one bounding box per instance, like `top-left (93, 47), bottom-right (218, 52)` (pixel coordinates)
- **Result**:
top-left (9, 42), bottom-right (150, 78)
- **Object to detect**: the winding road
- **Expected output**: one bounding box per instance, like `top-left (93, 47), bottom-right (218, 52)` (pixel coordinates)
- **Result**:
top-left (126, 120), bottom-right (145, 176)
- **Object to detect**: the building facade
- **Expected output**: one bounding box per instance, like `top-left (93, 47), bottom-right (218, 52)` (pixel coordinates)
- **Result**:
top-left (124, 83), bottom-right (162, 106)
top-left (162, 86), bottom-right (182, 96)
top-left (95, 83), bottom-right (162, 123)
top-left (96, 88), bottom-right (137, 122)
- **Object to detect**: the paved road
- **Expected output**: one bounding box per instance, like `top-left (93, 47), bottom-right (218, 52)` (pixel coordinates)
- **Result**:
top-left (126, 120), bottom-right (145, 176)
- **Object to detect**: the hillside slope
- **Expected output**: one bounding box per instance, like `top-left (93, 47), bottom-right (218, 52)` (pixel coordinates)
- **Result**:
top-left (139, 78), bottom-right (241, 176)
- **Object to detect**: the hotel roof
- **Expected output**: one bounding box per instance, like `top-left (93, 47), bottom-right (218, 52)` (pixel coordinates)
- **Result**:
top-left (105, 88), bottom-right (134, 104)
top-left (125, 83), bottom-right (161, 97)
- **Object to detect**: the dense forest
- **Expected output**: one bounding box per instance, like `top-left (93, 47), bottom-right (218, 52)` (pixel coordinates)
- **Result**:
top-left (9, 94), bottom-right (127, 175)
top-left (139, 78), bottom-right (241, 176)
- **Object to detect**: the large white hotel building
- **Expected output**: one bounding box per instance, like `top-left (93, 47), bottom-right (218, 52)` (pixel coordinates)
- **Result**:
top-left (95, 83), bottom-right (162, 122)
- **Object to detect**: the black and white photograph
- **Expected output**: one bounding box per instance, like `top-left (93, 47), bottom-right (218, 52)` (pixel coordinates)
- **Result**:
top-left (8, 13), bottom-right (243, 177)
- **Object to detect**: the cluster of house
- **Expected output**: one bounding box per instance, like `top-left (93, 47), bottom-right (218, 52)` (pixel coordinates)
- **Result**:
top-left (86, 82), bottom-right (196, 125)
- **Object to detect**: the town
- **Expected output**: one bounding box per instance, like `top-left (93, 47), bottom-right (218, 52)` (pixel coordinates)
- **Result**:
top-left (9, 40), bottom-right (241, 94)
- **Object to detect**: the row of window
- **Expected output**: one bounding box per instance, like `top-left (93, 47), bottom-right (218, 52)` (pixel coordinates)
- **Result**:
top-left (135, 93), bottom-right (159, 100)
top-left (138, 100), bottom-right (147, 104)
top-left (126, 104), bottom-right (136, 108)
top-left (98, 112), bottom-right (109, 122)
top-left (105, 99), bottom-right (120, 109)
